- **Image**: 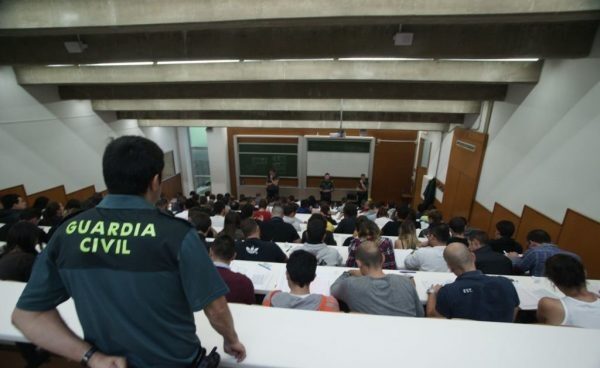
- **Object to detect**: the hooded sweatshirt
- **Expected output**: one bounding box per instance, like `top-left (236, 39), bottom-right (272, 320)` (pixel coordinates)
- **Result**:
top-left (301, 243), bottom-right (343, 266)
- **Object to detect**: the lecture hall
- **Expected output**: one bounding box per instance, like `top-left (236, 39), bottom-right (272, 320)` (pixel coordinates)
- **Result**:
top-left (1, 1), bottom-right (600, 368)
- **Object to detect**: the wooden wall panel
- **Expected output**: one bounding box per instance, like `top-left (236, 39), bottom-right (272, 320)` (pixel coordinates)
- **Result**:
top-left (558, 210), bottom-right (600, 279)
top-left (469, 201), bottom-right (493, 232)
top-left (27, 186), bottom-right (67, 207)
top-left (0, 185), bottom-right (27, 202)
top-left (412, 167), bottom-right (427, 209)
top-left (161, 174), bottom-right (183, 200)
top-left (441, 128), bottom-right (487, 220)
top-left (227, 127), bottom-right (417, 199)
top-left (371, 140), bottom-right (416, 203)
top-left (66, 186), bottom-right (96, 202)
top-left (488, 203), bottom-right (521, 238)
top-left (515, 206), bottom-right (562, 251)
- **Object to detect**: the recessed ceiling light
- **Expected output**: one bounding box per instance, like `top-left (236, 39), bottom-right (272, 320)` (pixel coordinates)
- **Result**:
top-left (156, 59), bottom-right (239, 65)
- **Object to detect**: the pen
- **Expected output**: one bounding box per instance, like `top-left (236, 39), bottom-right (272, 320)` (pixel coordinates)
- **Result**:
top-left (258, 263), bottom-right (272, 271)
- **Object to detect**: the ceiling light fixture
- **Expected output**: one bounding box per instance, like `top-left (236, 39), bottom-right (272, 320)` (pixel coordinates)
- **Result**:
top-left (156, 59), bottom-right (239, 65)
top-left (80, 61), bottom-right (155, 67)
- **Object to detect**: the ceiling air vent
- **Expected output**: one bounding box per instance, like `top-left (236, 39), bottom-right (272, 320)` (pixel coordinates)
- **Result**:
top-left (456, 140), bottom-right (476, 152)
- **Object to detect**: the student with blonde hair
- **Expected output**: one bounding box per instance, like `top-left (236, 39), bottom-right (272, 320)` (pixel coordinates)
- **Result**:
top-left (395, 220), bottom-right (420, 250)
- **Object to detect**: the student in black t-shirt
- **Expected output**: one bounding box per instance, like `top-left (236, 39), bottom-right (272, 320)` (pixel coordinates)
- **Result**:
top-left (489, 220), bottom-right (523, 254)
top-left (260, 205), bottom-right (301, 243)
top-left (334, 203), bottom-right (358, 234)
top-left (447, 217), bottom-right (469, 247)
top-left (0, 222), bottom-right (40, 282)
top-left (235, 219), bottom-right (287, 263)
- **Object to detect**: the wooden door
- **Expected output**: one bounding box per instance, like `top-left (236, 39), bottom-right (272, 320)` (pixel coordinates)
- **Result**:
top-left (371, 140), bottom-right (416, 203)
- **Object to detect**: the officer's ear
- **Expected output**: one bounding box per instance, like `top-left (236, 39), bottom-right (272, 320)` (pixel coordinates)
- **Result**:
top-left (149, 174), bottom-right (161, 192)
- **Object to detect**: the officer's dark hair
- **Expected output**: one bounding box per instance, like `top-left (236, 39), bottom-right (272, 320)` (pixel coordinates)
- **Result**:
top-left (343, 203), bottom-right (358, 218)
top-left (545, 254), bottom-right (586, 290)
top-left (448, 217), bottom-right (467, 234)
top-left (496, 220), bottom-right (516, 237)
top-left (286, 250), bottom-right (317, 288)
top-left (306, 215), bottom-right (327, 244)
top-left (527, 229), bottom-right (551, 244)
top-left (102, 136), bottom-right (164, 195)
top-left (6, 222), bottom-right (39, 255)
top-left (429, 223), bottom-right (450, 244)
top-left (19, 208), bottom-right (42, 221)
top-left (240, 219), bottom-right (259, 238)
top-left (65, 199), bottom-right (82, 211)
top-left (212, 234), bottom-right (236, 261)
top-left (189, 208), bottom-right (211, 233)
top-left (240, 203), bottom-right (255, 220)
top-left (32, 196), bottom-right (49, 211)
top-left (213, 201), bottom-right (226, 216)
top-left (1, 194), bottom-right (20, 210)
top-left (466, 229), bottom-right (489, 245)
top-left (283, 203), bottom-right (297, 216)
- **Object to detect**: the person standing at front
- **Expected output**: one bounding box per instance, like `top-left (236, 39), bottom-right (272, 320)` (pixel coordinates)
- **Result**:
top-left (12, 136), bottom-right (246, 368)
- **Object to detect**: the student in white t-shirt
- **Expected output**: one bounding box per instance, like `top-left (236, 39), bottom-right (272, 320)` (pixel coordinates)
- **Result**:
top-left (537, 254), bottom-right (600, 329)
top-left (404, 223), bottom-right (450, 272)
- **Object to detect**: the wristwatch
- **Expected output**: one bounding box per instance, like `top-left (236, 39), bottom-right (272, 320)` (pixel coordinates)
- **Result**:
top-left (81, 346), bottom-right (98, 367)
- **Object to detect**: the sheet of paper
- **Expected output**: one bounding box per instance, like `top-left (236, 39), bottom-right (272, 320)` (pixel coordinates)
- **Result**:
top-left (231, 264), bottom-right (272, 291)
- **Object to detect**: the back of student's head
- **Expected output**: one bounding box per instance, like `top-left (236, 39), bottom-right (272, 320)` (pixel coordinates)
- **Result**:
top-left (211, 234), bottom-right (236, 261)
top-left (258, 198), bottom-right (268, 209)
top-left (240, 203), bottom-right (255, 220)
top-left (426, 209), bottom-right (443, 225)
top-left (283, 203), bottom-right (297, 217)
top-left (306, 215), bottom-right (327, 244)
top-left (343, 203), bottom-right (358, 218)
top-left (300, 199), bottom-right (309, 208)
top-left (545, 254), bottom-right (586, 290)
top-left (1, 194), bottom-right (20, 210)
top-left (19, 208), bottom-right (42, 222)
top-left (496, 220), bottom-right (516, 238)
top-left (43, 202), bottom-right (62, 219)
top-left (356, 217), bottom-right (380, 240)
top-left (184, 198), bottom-right (197, 210)
top-left (376, 207), bottom-right (388, 218)
top-left (224, 211), bottom-right (241, 228)
top-left (320, 204), bottom-right (331, 216)
top-left (240, 219), bottom-right (259, 238)
top-left (429, 223), bottom-right (450, 244)
top-left (356, 240), bottom-right (383, 269)
top-left (32, 196), bottom-right (49, 211)
top-left (65, 199), bottom-right (82, 212)
top-left (271, 205), bottom-right (284, 218)
top-left (103, 136), bottom-right (164, 195)
top-left (526, 229), bottom-right (551, 244)
top-left (448, 217), bottom-right (466, 234)
top-left (286, 250), bottom-right (317, 287)
top-left (189, 208), bottom-right (211, 233)
top-left (467, 229), bottom-right (489, 245)
top-left (6, 222), bottom-right (39, 254)
top-left (213, 201), bottom-right (226, 216)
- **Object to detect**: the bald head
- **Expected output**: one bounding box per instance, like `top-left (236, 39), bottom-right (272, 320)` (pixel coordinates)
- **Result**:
top-left (356, 240), bottom-right (384, 269)
top-left (443, 242), bottom-right (475, 274)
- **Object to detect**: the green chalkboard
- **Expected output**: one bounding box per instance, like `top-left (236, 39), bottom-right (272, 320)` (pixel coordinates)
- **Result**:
top-left (307, 139), bottom-right (371, 153)
top-left (239, 153), bottom-right (297, 177)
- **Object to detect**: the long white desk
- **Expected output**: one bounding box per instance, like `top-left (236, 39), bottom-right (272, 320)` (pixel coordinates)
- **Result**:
top-left (230, 260), bottom-right (600, 311)
top-left (1, 281), bottom-right (599, 368)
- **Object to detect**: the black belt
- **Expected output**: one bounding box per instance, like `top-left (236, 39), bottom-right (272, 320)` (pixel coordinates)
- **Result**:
top-left (189, 346), bottom-right (220, 368)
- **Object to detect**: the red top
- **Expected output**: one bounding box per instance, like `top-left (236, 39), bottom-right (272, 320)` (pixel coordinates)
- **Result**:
top-left (216, 266), bottom-right (255, 305)
top-left (253, 209), bottom-right (272, 222)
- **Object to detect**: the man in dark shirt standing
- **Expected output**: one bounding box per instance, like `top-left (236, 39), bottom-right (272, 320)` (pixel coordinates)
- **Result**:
top-left (12, 136), bottom-right (246, 367)
top-left (489, 220), bottom-right (523, 254)
top-left (426, 243), bottom-right (519, 322)
top-left (210, 234), bottom-right (255, 305)
top-left (236, 219), bottom-right (288, 263)
top-left (260, 205), bottom-right (301, 243)
top-left (467, 230), bottom-right (513, 275)
top-left (356, 174), bottom-right (368, 205)
top-left (319, 173), bottom-right (334, 204)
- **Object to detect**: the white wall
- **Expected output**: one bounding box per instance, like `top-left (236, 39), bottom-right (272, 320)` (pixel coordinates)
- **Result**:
top-left (476, 41), bottom-right (600, 222)
top-left (0, 66), bottom-right (180, 195)
top-left (206, 127), bottom-right (231, 194)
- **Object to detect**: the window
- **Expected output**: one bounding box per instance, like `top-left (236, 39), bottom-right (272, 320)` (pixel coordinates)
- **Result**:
top-left (189, 127), bottom-right (211, 193)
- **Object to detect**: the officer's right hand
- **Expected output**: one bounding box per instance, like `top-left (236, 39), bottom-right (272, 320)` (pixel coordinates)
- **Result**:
top-left (89, 352), bottom-right (127, 368)
top-left (224, 340), bottom-right (246, 362)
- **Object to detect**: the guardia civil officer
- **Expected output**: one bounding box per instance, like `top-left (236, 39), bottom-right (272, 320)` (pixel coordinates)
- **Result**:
top-left (12, 136), bottom-right (246, 367)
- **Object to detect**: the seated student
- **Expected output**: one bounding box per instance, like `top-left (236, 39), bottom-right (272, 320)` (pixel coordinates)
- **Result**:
top-left (334, 203), bottom-right (358, 234)
top-left (260, 205), bottom-right (301, 243)
top-left (296, 199), bottom-right (311, 214)
top-left (467, 230), bottom-right (513, 275)
top-left (404, 223), bottom-right (450, 272)
top-left (218, 211), bottom-right (245, 241)
top-left (346, 217), bottom-right (397, 270)
top-left (64, 199), bottom-right (82, 217)
top-left (331, 241), bottom-right (423, 317)
top-left (211, 200), bottom-right (227, 228)
top-left (263, 250), bottom-right (339, 312)
top-left (155, 198), bottom-right (171, 215)
top-left (283, 203), bottom-right (303, 232)
top-left (418, 209), bottom-right (443, 237)
top-left (374, 206), bottom-right (392, 230)
top-left (39, 202), bottom-right (64, 227)
top-left (394, 220), bottom-right (420, 250)
top-left (359, 201), bottom-right (378, 221)
top-left (0, 222), bottom-right (40, 282)
top-left (537, 254), bottom-right (600, 329)
top-left (319, 204), bottom-right (337, 232)
top-left (300, 215), bottom-right (343, 266)
top-left (489, 220), bottom-right (523, 254)
top-left (506, 229), bottom-right (580, 277)
top-left (426, 243), bottom-right (520, 322)
top-left (188, 208), bottom-right (217, 248)
top-left (32, 196), bottom-right (49, 212)
top-left (253, 198), bottom-right (272, 222)
top-left (0, 194), bottom-right (27, 226)
top-left (209, 234), bottom-right (255, 305)
top-left (174, 197), bottom-right (197, 220)
top-left (447, 217), bottom-right (469, 246)
top-left (239, 203), bottom-right (256, 221)
top-left (236, 219), bottom-right (287, 263)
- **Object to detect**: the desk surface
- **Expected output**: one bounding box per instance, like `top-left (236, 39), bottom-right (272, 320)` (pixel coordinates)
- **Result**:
top-left (1, 281), bottom-right (600, 368)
